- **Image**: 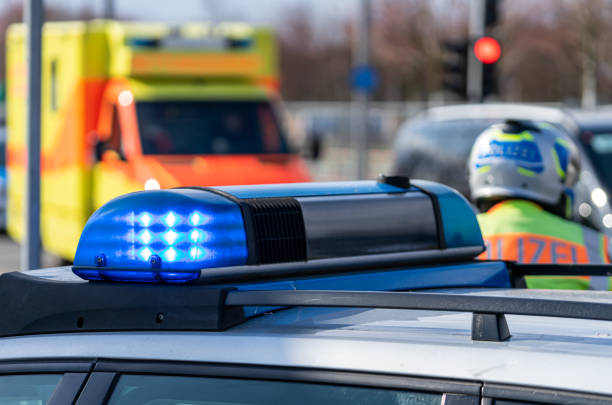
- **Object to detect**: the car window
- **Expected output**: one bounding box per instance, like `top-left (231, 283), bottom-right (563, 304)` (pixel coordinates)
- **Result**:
top-left (399, 119), bottom-right (496, 157)
top-left (0, 374), bottom-right (62, 405)
top-left (393, 118), bottom-right (497, 196)
top-left (580, 130), bottom-right (612, 192)
top-left (136, 100), bottom-right (289, 155)
top-left (107, 374), bottom-right (442, 405)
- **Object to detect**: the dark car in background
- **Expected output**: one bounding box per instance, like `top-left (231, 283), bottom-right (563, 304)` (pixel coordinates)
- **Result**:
top-left (569, 109), bottom-right (612, 228)
top-left (391, 104), bottom-right (612, 234)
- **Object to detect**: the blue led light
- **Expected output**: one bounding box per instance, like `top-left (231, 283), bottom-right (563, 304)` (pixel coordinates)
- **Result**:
top-left (138, 247), bottom-right (153, 261)
top-left (138, 229), bottom-right (154, 245)
top-left (162, 229), bottom-right (181, 246)
top-left (189, 246), bottom-right (208, 260)
top-left (137, 212), bottom-right (153, 227)
top-left (188, 229), bottom-right (206, 244)
top-left (162, 211), bottom-right (179, 227)
top-left (73, 188), bottom-right (248, 282)
top-left (162, 247), bottom-right (179, 262)
top-left (188, 211), bottom-right (209, 226)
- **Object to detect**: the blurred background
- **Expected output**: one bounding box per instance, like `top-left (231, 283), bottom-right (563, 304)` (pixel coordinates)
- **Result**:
top-left (2, 0), bottom-right (612, 269)
top-left (1, 0), bottom-right (612, 179)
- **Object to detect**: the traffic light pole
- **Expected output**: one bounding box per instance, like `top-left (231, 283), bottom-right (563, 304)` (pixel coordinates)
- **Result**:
top-left (103, 0), bottom-right (115, 19)
top-left (467, 0), bottom-right (485, 102)
top-left (23, 0), bottom-right (43, 270)
top-left (352, 0), bottom-right (371, 180)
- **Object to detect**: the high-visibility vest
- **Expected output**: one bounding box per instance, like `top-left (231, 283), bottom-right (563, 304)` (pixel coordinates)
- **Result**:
top-left (477, 199), bottom-right (611, 290)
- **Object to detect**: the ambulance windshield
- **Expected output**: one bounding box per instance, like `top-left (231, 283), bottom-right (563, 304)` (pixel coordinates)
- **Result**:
top-left (136, 100), bottom-right (289, 155)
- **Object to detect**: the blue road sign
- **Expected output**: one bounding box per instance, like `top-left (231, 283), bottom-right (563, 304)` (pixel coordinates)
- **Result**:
top-left (351, 65), bottom-right (378, 93)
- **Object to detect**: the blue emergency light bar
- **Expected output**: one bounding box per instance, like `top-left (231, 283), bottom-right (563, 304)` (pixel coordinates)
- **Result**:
top-left (72, 179), bottom-right (484, 283)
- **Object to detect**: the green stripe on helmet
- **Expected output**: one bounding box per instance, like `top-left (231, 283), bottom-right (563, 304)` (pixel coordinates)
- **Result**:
top-left (490, 129), bottom-right (535, 142)
top-left (517, 167), bottom-right (537, 177)
top-left (551, 147), bottom-right (566, 180)
top-left (555, 137), bottom-right (570, 148)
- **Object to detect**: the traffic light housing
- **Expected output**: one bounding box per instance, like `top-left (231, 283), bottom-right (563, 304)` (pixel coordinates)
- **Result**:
top-left (441, 36), bottom-right (500, 101)
top-left (474, 36), bottom-right (500, 99)
top-left (442, 39), bottom-right (469, 100)
top-left (482, 62), bottom-right (497, 99)
top-left (482, 0), bottom-right (501, 99)
top-left (485, 0), bottom-right (499, 27)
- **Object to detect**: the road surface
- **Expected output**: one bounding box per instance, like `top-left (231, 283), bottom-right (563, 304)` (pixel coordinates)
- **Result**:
top-left (0, 234), bottom-right (63, 273)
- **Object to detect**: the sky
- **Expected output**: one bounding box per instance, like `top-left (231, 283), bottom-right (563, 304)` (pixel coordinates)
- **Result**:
top-left (44, 0), bottom-right (356, 27)
top-left (25, 0), bottom-right (357, 42)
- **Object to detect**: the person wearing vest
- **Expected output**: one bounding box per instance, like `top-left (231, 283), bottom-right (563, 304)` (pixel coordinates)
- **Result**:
top-left (467, 119), bottom-right (611, 290)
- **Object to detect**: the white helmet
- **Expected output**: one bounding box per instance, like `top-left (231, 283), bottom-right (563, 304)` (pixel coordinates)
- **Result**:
top-left (468, 120), bottom-right (580, 216)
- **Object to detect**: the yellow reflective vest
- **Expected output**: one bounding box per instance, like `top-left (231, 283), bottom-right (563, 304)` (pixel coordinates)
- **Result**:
top-left (477, 200), bottom-right (611, 290)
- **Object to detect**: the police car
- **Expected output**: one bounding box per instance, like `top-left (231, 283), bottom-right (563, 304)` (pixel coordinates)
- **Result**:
top-left (1, 176), bottom-right (612, 405)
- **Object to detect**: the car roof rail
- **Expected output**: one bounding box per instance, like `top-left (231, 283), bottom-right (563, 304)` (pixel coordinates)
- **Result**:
top-left (508, 263), bottom-right (612, 288)
top-left (225, 289), bottom-right (612, 342)
top-left (3, 271), bottom-right (612, 342)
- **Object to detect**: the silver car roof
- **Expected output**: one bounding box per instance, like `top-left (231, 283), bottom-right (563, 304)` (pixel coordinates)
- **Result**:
top-left (412, 103), bottom-right (580, 135)
top-left (569, 108), bottom-right (612, 128)
top-left (2, 287), bottom-right (612, 395)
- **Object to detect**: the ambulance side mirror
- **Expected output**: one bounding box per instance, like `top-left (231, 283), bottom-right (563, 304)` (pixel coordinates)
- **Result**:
top-left (94, 139), bottom-right (107, 162)
top-left (302, 130), bottom-right (323, 161)
top-left (95, 139), bottom-right (126, 162)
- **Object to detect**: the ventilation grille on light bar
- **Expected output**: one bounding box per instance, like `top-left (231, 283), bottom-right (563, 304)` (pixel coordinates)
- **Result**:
top-left (241, 198), bottom-right (307, 264)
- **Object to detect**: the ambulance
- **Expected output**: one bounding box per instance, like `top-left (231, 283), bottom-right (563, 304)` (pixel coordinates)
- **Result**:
top-left (6, 20), bottom-right (310, 260)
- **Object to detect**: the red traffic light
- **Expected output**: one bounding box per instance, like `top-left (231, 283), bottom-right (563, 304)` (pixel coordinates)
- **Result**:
top-left (474, 37), bottom-right (501, 64)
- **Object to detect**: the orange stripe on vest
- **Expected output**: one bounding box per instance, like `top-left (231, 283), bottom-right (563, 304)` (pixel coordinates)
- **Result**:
top-left (478, 233), bottom-right (591, 264)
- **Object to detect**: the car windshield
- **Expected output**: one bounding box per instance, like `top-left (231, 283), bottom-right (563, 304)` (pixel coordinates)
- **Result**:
top-left (580, 130), bottom-right (612, 192)
top-left (136, 101), bottom-right (289, 155)
top-left (403, 119), bottom-right (498, 157)
top-left (394, 118), bottom-right (500, 196)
